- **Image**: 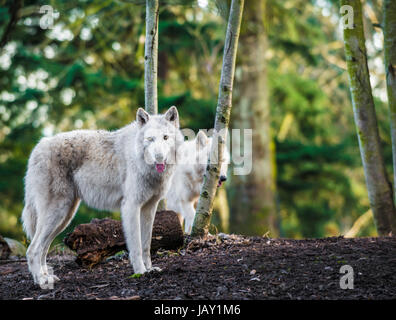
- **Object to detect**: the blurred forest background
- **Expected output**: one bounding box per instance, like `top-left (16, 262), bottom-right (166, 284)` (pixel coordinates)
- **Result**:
top-left (0, 0), bottom-right (391, 242)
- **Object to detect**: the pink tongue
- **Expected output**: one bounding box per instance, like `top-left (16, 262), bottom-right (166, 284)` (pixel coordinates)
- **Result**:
top-left (155, 163), bottom-right (165, 173)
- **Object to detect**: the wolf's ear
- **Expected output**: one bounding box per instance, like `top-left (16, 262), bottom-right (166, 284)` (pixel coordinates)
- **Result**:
top-left (164, 106), bottom-right (179, 128)
top-left (137, 108), bottom-right (150, 127)
top-left (196, 130), bottom-right (208, 148)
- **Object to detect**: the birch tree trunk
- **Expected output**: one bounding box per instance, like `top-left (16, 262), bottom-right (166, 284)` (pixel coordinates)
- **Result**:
top-left (341, 0), bottom-right (396, 235)
top-left (144, 0), bottom-right (167, 211)
top-left (384, 0), bottom-right (396, 209)
top-left (144, 0), bottom-right (159, 115)
top-left (191, 0), bottom-right (244, 237)
top-left (229, 0), bottom-right (278, 236)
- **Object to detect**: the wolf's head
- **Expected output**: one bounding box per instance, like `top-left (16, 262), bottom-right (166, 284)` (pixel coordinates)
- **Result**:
top-left (181, 130), bottom-right (230, 187)
top-left (136, 106), bottom-right (184, 173)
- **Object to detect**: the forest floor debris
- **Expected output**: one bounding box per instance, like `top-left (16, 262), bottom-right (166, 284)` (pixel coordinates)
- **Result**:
top-left (0, 235), bottom-right (395, 300)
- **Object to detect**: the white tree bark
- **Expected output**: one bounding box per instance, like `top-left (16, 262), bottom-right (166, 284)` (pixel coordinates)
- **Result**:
top-left (144, 0), bottom-right (167, 211)
top-left (192, 0), bottom-right (245, 237)
top-left (144, 0), bottom-right (159, 115)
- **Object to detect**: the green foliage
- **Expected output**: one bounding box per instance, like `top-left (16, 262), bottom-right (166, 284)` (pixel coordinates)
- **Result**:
top-left (129, 273), bottom-right (143, 279)
top-left (0, 0), bottom-right (389, 241)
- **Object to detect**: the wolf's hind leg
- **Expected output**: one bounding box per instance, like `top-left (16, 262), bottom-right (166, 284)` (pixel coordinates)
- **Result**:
top-left (27, 197), bottom-right (79, 289)
top-left (40, 198), bottom-right (80, 276)
top-left (182, 202), bottom-right (196, 235)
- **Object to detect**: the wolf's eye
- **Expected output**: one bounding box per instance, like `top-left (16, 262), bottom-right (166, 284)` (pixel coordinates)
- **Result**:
top-left (163, 135), bottom-right (169, 140)
top-left (147, 137), bottom-right (155, 142)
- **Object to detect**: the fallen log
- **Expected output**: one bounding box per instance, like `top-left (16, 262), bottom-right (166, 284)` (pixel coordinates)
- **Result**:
top-left (64, 211), bottom-right (184, 267)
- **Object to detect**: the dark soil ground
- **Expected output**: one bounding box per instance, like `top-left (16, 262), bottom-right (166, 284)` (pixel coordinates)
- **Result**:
top-left (0, 235), bottom-right (395, 300)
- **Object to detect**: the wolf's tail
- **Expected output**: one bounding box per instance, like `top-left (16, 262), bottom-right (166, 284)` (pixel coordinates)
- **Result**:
top-left (22, 203), bottom-right (37, 240)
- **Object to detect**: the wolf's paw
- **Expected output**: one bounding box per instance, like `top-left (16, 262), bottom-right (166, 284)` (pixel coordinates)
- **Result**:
top-left (148, 266), bottom-right (162, 272)
top-left (132, 265), bottom-right (147, 275)
top-left (37, 274), bottom-right (60, 290)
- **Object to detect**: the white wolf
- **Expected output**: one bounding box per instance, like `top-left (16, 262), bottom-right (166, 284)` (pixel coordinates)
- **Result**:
top-left (165, 131), bottom-right (230, 234)
top-left (22, 106), bottom-right (183, 289)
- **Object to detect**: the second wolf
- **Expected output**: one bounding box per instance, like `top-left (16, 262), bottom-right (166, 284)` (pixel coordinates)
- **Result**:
top-left (165, 131), bottom-right (230, 234)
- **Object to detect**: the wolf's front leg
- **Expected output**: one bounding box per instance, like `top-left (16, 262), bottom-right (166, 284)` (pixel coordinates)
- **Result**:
top-left (121, 199), bottom-right (147, 274)
top-left (140, 198), bottom-right (161, 272)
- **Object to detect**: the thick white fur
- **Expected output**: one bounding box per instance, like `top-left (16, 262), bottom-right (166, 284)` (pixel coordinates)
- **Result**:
top-left (165, 131), bottom-right (230, 234)
top-left (22, 106), bottom-right (183, 289)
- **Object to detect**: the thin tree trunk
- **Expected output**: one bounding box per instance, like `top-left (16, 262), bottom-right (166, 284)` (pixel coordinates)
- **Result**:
top-left (144, 0), bottom-right (167, 211)
top-left (191, 0), bottom-right (244, 237)
top-left (341, 0), bottom-right (396, 235)
top-left (229, 0), bottom-right (277, 236)
top-left (144, 0), bottom-right (159, 115)
top-left (384, 1), bottom-right (396, 209)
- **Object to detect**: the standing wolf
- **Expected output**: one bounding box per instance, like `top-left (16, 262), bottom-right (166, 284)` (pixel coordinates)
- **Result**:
top-left (22, 106), bottom-right (183, 289)
top-left (165, 131), bottom-right (230, 234)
